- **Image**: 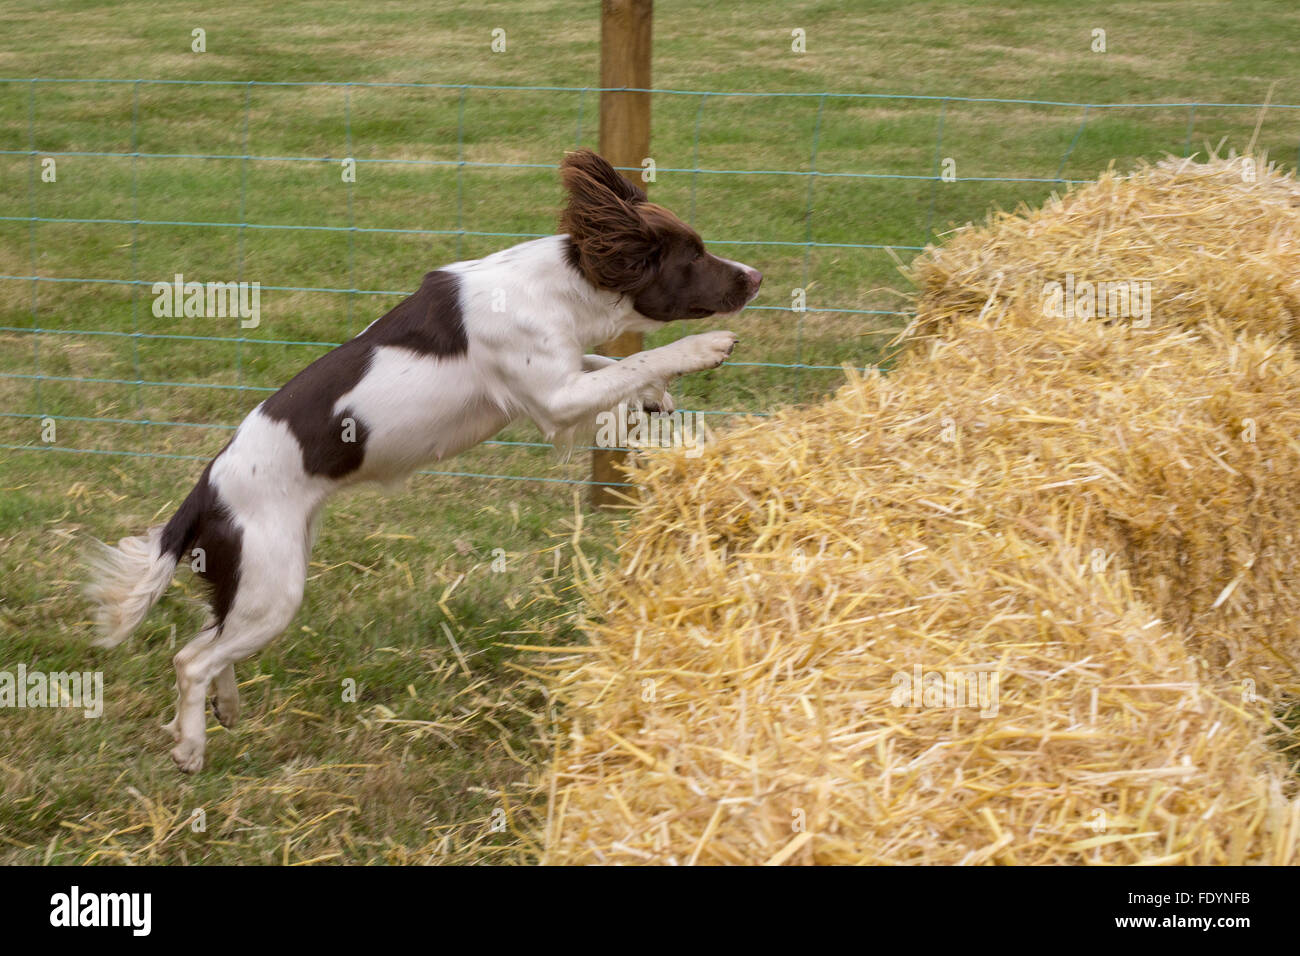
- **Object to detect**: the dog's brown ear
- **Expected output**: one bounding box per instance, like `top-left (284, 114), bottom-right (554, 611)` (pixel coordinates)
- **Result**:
top-left (560, 149), bottom-right (657, 293)
top-left (561, 148), bottom-right (647, 205)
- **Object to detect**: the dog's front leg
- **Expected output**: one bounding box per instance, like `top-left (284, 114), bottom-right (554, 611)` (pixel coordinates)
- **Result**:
top-left (582, 353), bottom-right (673, 413)
top-left (533, 331), bottom-right (737, 438)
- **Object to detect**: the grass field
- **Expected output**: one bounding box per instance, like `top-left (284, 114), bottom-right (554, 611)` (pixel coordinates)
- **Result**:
top-left (1, 0), bottom-right (1298, 864)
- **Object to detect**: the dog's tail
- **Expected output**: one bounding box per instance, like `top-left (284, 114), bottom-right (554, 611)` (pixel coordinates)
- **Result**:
top-left (85, 480), bottom-right (205, 648)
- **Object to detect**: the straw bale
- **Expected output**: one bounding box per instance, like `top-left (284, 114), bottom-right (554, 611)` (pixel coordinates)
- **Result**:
top-left (541, 156), bottom-right (1300, 865)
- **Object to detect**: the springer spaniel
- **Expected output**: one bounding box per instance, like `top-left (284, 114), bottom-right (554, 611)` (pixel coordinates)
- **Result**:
top-left (86, 149), bottom-right (762, 772)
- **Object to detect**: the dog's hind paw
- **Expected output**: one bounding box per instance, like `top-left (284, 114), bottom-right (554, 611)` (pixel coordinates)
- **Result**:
top-left (209, 694), bottom-right (239, 728)
top-left (170, 740), bottom-right (205, 774)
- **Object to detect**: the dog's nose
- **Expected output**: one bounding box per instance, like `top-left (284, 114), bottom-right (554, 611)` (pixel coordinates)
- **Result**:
top-left (743, 266), bottom-right (763, 298)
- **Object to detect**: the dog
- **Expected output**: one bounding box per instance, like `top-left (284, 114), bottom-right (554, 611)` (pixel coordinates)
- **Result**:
top-left (85, 148), bottom-right (762, 772)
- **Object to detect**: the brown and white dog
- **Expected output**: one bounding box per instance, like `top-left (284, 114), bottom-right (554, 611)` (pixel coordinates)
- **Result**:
top-left (86, 149), bottom-right (762, 772)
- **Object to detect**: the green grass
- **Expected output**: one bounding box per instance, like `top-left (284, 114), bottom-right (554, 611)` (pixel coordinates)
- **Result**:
top-left (1, 0), bottom-right (1298, 863)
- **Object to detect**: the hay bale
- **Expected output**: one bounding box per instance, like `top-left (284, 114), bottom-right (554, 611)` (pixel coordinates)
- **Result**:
top-left (541, 156), bottom-right (1300, 865)
top-left (911, 153), bottom-right (1300, 344)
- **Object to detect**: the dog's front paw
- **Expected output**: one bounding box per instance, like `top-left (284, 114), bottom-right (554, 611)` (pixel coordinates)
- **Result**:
top-left (674, 331), bottom-right (738, 374)
top-left (638, 384), bottom-right (675, 414)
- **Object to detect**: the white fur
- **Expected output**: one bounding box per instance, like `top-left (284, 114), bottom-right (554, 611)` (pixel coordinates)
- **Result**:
top-left (84, 526), bottom-right (177, 648)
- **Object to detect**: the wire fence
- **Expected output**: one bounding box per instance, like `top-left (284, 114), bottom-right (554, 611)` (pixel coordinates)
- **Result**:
top-left (2, 78), bottom-right (1297, 488)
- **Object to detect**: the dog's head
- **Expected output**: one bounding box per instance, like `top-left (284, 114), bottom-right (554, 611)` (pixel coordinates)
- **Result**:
top-left (560, 149), bottom-right (762, 321)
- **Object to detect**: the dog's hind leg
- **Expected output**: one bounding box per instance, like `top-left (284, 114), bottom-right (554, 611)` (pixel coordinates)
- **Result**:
top-left (210, 664), bottom-right (239, 728)
top-left (169, 522), bottom-right (309, 773)
top-left (163, 622), bottom-right (220, 745)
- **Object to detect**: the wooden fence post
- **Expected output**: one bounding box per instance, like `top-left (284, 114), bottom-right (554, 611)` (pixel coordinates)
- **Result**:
top-left (590, 0), bottom-right (653, 508)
